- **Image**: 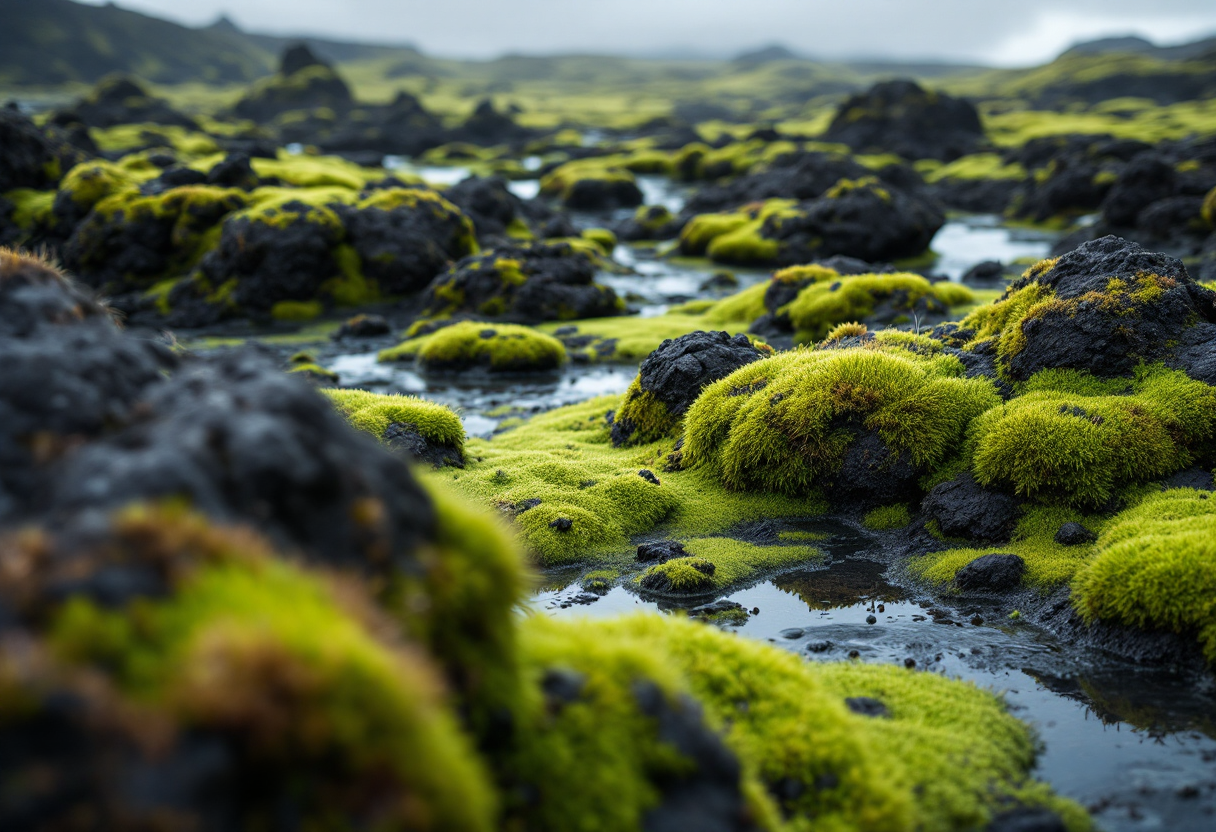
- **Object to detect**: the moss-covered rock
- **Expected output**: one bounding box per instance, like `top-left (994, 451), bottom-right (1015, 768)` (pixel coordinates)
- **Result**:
top-left (539, 158), bottom-right (644, 210)
top-left (380, 320), bottom-right (567, 373)
top-left (1072, 488), bottom-right (1216, 665)
top-left (942, 236), bottom-right (1216, 383)
top-left (822, 79), bottom-right (985, 162)
top-left (421, 241), bottom-right (623, 323)
top-left (0, 108), bottom-right (88, 194)
top-left (679, 178), bottom-right (944, 267)
top-left (612, 330), bottom-right (769, 447)
top-left (967, 365), bottom-right (1216, 508)
top-left (325, 388), bottom-right (466, 467)
top-left (232, 45), bottom-right (354, 124)
top-left (684, 346), bottom-right (1001, 503)
top-left (68, 74), bottom-right (199, 129)
top-left (64, 185), bottom-right (247, 296)
top-left (507, 613), bottom-right (1085, 832)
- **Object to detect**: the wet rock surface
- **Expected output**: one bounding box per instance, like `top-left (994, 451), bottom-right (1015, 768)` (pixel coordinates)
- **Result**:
top-left (921, 473), bottom-right (1022, 543)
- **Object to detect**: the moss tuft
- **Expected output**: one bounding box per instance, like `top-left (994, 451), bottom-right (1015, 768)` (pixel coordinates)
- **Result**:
top-left (685, 347), bottom-right (1001, 496)
top-left (863, 504), bottom-right (913, 531)
top-left (1072, 489), bottom-right (1216, 664)
top-left (324, 388), bottom-right (466, 453)
top-left (380, 321), bottom-right (567, 373)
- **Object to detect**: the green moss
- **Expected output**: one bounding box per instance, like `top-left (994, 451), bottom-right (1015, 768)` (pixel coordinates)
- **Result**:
top-left (613, 378), bottom-right (678, 446)
top-left (540, 312), bottom-right (763, 364)
top-left (923, 153), bottom-right (1027, 184)
top-left (270, 299), bottom-right (323, 321)
top-left (538, 158), bottom-right (638, 202)
top-left (250, 152), bottom-right (408, 190)
top-left (783, 272), bottom-right (976, 343)
top-left (968, 365), bottom-right (1216, 508)
top-left (509, 613), bottom-right (1086, 832)
top-left (58, 159), bottom-right (145, 210)
top-left (639, 537), bottom-right (824, 593)
top-left (324, 388), bottom-right (466, 453)
top-left (380, 321), bottom-right (566, 373)
top-left (581, 227), bottom-right (618, 255)
top-left (684, 347), bottom-right (1001, 496)
top-left (430, 395), bottom-right (812, 566)
top-left (47, 507), bottom-right (498, 832)
top-left (1203, 185), bottom-right (1216, 228)
top-left (1072, 489), bottom-right (1216, 664)
top-left (2, 188), bottom-right (55, 231)
top-left (92, 123), bottom-right (221, 157)
top-left (863, 504), bottom-right (913, 531)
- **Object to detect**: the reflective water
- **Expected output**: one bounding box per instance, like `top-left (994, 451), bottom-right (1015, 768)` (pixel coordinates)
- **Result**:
top-left (530, 523), bottom-right (1216, 832)
top-left (933, 215), bottom-right (1056, 280)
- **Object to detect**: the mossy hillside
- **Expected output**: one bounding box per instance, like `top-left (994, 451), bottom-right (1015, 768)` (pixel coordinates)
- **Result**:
top-left (511, 613), bottom-right (1086, 832)
top-left (638, 538), bottom-right (825, 594)
top-left (45, 506), bottom-right (500, 832)
top-left (782, 273), bottom-right (976, 342)
top-left (324, 388), bottom-right (466, 452)
top-left (431, 395), bottom-right (812, 566)
top-left (684, 347), bottom-right (1001, 496)
top-left (1072, 489), bottom-right (1216, 664)
top-left (968, 366), bottom-right (1216, 508)
top-left (380, 321), bottom-right (567, 372)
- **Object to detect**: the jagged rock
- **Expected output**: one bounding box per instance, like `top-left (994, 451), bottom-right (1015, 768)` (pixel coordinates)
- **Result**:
top-left (68, 75), bottom-right (198, 129)
top-left (1054, 522), bottom-right (1097, 546)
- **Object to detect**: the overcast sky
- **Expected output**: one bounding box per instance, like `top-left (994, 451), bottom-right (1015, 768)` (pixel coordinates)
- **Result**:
top-left (79, 0), bottom-right (1216, 66)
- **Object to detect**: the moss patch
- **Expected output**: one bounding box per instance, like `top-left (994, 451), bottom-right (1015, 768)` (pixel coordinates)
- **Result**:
top-left (380, 321), bottom-right (567, 372)
top-left (324, 388), bottom-right (466, 453)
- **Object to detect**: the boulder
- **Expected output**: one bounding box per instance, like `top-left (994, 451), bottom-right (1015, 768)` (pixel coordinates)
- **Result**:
top-left (232, 45), bottom-right (354, 123)
top-left (921, 473), bottom-right (1022, 543)
top-left (954, 554), bottom-right (1026, 592)
top-left (822, 79), bottom-right (984, 162)
top-left (68, 75), bottom-right (198, 129)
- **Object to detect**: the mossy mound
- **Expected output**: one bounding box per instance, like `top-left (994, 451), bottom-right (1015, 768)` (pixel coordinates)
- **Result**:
top-left (678, 178), bottom-right (944, 267)
top-left (1072, 489), bottom-right (1216, 665)
top-left (539, 158), bottom-right (644, 210)
top-left (967, 365), bottom-right (1216, 508)
top-left (380, 321), bottom-right (567, 373)
top-left (684, 346), bottom-right (1001, 502)
top-left (782, 271), bottom-right (976, 343)
top-left (325, 388), bottom-right (467, 468)
top-left (28, 505), bottom-right (498, 832)
top-left (822, 79), bottom-right (985, 162)
top-left (508, 613), bottom-right (1086, 832)
top-left (421, 241), bottom-right (622, 323)
top-left (232, 45), bottom-right (354, 124)
top-left (637, 538), bottom-right (824, 595)
top-left (941, 236), bottom-right (1216, 383)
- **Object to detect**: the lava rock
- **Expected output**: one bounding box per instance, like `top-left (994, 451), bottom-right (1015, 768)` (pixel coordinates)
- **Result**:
top-left (383, 422), bottom-right (465, 469)
top-left (333, 313), bottom-right (392, 340)
top-left (822, 79), bottom-right (984, 162)
top-left (985, 807), bottom-right (1068, 832)
top-left (844, 697), bottom-right (889, 718)
top-left (1101, 154), bottom-right (1177, 227)
top-left (0, 107), bottom-right (86, 193)
top-left (921, 472), bottom-right (1022, 543)
top-left (549, 517), bottom-right (574, 532)
top-left (422, 241), bottom-right (621, 324)
top-left (563, 177), bottom-right (644, 212)
top-left (637, 540), bottom-right (688, 563)
top-left (954, 554), bottom-right (1026, 592)
top-left (643, 331), bottom-right (764, 416)
top-left (961, 261), bottom-right (1007, 284)
top-left (1054, 522), bottom-right (1097, 546)
top-left (68, 76), bottom-right (198, 129)
top-left (232, 45), bottom-right (353, 123)
top-left (685, 151), bottom-right (872, 214)
top-left (828, 430), bottom-right (920, 508)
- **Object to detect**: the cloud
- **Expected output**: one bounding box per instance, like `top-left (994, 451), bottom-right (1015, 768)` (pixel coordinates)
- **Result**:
top-left (79, 0), bottom-right (1216, 64)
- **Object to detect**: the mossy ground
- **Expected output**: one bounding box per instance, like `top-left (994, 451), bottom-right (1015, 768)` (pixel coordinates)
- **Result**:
top-left (427, 394), bottom-right (816, 568)
top-left (380, 321), bottom-right (567, 372)
top-left (511, 613), bottom-right (1089, 832)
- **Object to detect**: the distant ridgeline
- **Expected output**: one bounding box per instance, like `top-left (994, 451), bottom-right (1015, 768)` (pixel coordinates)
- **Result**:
top-left (0, 0), bottom-right (422, 85)
top-left (1, 0), bottom-right (1215, 113)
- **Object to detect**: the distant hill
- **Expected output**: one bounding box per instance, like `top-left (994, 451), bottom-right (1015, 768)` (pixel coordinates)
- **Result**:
top-left (1062, 33), bottom-right (1216, 61)
top-left (0, 0), bottom-right (426, 87)
top-left (0, 0), bottom-right (272, 84)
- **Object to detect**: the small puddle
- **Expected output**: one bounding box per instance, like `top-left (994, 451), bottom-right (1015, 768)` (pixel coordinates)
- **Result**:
top-left (932, 215), bottom-right (1056, 280)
